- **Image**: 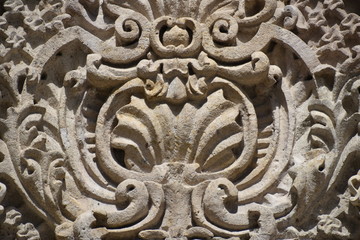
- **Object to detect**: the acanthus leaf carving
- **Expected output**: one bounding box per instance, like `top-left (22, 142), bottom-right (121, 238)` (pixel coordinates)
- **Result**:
top-left (1, 0), bottom-right (360, 239)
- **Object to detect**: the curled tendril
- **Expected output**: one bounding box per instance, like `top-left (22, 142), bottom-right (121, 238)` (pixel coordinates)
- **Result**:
top-left (93, 179), bottom-right (150, 228)
top-left (349, 173), bottom-right (360, 207)
top-left (115, 18), bottom-right (141, 45)
top-left (235, 0), bottom-right (277, 27)
top-left (208, 14), bottom-right (238, 45)
top-left (100, 12), bottom-right (151, 64)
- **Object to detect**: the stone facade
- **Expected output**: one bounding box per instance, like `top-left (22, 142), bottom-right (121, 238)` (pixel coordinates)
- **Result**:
top-left (0, 0), bottom-right (359, 239)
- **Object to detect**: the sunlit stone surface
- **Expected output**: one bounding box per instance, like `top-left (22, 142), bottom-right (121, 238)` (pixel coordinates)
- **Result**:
top-left (0, 0), bottom-right (359, 239)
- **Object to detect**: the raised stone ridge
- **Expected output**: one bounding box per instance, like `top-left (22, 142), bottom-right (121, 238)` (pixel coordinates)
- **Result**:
top-left (0, 0), bottom-right (359, 239)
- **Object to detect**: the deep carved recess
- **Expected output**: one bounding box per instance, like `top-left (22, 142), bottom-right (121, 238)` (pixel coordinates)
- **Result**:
top-left (0, 0), bottom-right (359, 239)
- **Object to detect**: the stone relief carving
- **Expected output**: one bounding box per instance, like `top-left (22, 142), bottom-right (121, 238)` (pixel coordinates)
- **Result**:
top-left (0, 0), bottom-right (359, 239)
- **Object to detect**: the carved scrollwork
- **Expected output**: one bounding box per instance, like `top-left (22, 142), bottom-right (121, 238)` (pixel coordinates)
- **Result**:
top-left (348, 172), bottom-right (360, 207)
top-left (192, 179), bottom-right (276, 239)
top-left (1, 0), bottom-right (360, 239)
top-left (151, 16), bottom-right (202, 58)
top-left (206, 13), bottom-right (238, 46)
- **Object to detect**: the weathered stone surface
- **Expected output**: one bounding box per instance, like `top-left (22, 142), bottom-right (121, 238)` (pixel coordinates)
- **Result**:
top-left (0, 0), bottom-right (359, 239)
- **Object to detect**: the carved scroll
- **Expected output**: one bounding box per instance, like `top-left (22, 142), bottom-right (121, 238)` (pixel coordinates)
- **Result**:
top-left (0, 0), bottom-right (360, 239)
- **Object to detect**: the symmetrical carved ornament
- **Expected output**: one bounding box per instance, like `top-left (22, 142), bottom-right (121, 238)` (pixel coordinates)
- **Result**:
top-left (0, 0), bottom-right (360, 239)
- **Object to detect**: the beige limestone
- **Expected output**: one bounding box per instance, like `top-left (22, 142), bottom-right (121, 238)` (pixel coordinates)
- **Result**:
top-left (0, 0), bottom-right (359, 239)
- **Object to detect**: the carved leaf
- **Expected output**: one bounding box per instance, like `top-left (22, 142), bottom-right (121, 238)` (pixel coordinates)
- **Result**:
top-left (111, 89), bottom-right (243, 173)
top-left (107, 0), bottom-right (238, 20)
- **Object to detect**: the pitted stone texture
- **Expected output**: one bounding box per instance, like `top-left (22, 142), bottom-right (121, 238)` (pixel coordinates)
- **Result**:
top-left (0, 0), bottom-right (359, 239)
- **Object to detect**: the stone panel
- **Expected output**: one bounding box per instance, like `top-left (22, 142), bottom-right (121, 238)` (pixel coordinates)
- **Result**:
top-left (0, 0), bottom-right (359, 239)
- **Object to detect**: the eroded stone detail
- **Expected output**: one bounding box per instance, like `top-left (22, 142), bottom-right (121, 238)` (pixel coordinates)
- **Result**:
top-left (0, 0), bottom-right (359, 239)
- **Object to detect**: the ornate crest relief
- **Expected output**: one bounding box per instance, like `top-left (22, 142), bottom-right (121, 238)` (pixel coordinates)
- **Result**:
top-left (0, 0), bottom-right (360, 239)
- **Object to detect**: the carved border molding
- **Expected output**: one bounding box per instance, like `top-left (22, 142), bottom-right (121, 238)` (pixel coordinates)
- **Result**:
top-left (0, 0), bottom-right (359, 239)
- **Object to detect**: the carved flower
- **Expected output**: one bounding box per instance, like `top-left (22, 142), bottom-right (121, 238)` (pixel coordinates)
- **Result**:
top-left (111, 89), bottom-right (244, 174)
top-left (5, 28), bottom-right (26, 49)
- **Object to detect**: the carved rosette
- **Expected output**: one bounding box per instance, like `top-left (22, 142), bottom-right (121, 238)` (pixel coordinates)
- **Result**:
top-left (0, 0), bottom-right (359, 239)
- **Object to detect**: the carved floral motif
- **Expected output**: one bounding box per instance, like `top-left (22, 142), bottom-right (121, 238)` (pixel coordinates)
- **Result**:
top-left (0, 0), bottom-right (360, 239)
